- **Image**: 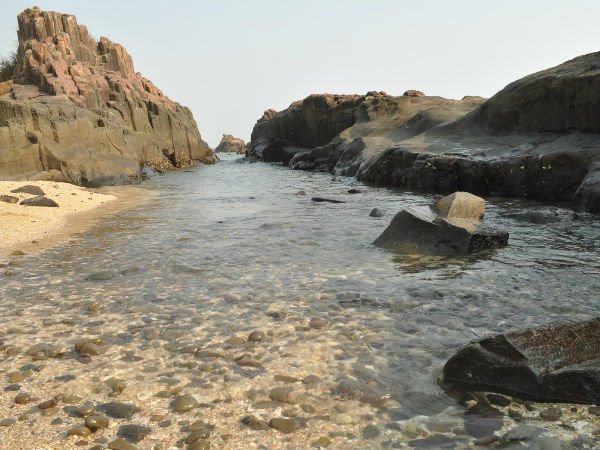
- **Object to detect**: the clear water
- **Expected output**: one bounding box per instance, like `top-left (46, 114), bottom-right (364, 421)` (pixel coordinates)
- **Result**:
top-left (1, 153), bottom-right (599, 449)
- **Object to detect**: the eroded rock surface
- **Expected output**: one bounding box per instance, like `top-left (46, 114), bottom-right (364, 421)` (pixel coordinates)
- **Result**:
top-left (0, 7), bottom-right (216, 185)
top-left (247, 92), bottom-right (484, 175)
top-left (214, 134), bottom-right (246, 154)
top-left (443, 318), bottom-right (600, 403)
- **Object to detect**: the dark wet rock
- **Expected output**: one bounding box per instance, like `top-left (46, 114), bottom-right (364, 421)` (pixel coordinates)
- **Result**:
top-left (185, 431), bottom-right (211, 444)
top-left (108, 438), bottom-right (138, 450)
top-left (0, 195), bottom-right (19, 204)
top-left (269, 417), bottom-right (300, 434)
top-left (11, 185), bottom-right (45, 196)
top-left (302, 375), bottom-right (321, 385)
top-left (241, 415), bottom-right (270, 430)
top-left (502, 424), bottom-right (543, 441)
top-left (117, 424), bottom-right (152, 443)
top-left (97, 402), bottom-right (140, 419)
top-left (62, 395), bottom-right (83, 404)
top-left (409, 434), bottom-right (457, 448)
top-left (67, 425), bottom-right (92, 437)
top-left (85, 415), bottom-right (109, 431)
top-left (4, 384), bottom-right (20, 392)
top-left (362, 424), bottom-right (381, 439)
top-left (539, 407), bottom-right (562, 421)
top-left (55, 374), bottom-right (77, 382)
top-left (463, 404), bottom-right (504, 438)
top-left (369, 208), bottom-right (384, 217)
top-left (347, 188), bottom-right (361, 194)
top-left (443, 318), bottom-right (600, 403)
top-left (374, 198), bottom-right (508, 254)
top-left (172, 395), bottom-right (198, 412)
top-left (247, 330), bottom-right (265, 342)
top-left (311, 197), bottom-right (345, 204)
top-left (589, 406), bottom-right (600, 416)
top-left (20, 196), bottom-right (59, 207)
top-left (486, 393), bottom-right (512, 407)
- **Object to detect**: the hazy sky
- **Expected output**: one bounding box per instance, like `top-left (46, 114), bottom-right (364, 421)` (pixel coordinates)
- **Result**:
top-left (2, 1), bottom-right (600, 147)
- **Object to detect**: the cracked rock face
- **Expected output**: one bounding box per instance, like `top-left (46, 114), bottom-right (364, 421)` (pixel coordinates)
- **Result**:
top-left (0, 7), bottom-right (216, 185)
top-left (214, 134), bottom-right (246, 154)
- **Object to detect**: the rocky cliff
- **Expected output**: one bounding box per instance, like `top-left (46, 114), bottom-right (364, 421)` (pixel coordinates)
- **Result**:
top-left (0, 7), bottom-right (216, 185)
top-left (249, 53), bottom-right (600, 213)
top-left (214, 134), bottom-right (246, 154)
top-left (248, 92), bottom-right (484, 176)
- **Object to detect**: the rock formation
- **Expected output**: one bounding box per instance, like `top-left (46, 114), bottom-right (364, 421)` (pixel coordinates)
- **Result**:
top-left (0, 7), bottom-right (216, 185)
top-left (247, 92), bottom-right (484, 175)
top-left (214, 134), bottom-right (246, 154)
top-left (373, 192), bottom-right (508, 254)
top-left (249, 53), bottom-right (600, 213)
top-left (442, 318), bottom-right (600, 403)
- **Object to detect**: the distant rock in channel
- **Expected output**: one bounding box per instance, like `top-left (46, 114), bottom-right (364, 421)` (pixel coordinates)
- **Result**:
top-left (214, 134), bottom-right (246, 154)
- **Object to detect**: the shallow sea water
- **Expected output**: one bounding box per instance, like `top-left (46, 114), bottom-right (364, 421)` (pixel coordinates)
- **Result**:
top-left (0, 154), bottom-right (599, 449)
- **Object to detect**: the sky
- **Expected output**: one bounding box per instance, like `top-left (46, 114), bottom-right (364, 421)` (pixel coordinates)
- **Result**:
top-left (2, 1), bottom-right (600, 147)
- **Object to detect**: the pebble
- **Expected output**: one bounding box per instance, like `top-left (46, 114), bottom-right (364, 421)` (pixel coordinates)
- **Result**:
top-left (108, 438), bottom-right (139, 450)
top-left (97, 402), bottom-right (140, 419)
top-left (225, 336), bottom-right (246, 345)
top-left (75, 402), bottom-right (96, 417)
top-left (39, 399), bottom-right (57, 409)
top-left (409, 434), bottom-right (457, 448)
top-left (85, 415), bottom-right (109, 431)
top-left (330, 414), bottom-right (355, 425)
top-left (311, 436), bottom-right (332, 448)
top-left (362, 424), bottom-right (380, 439)
top-left (0, 418), bottom-right (16, 426)
top-left (273, 374), bottom-right (299, 383)
top-left (236, 357), bottom-right (262, 367)
top-left (78, 342), bottom-right (103, 356)
top-left (540, 407), bottom-right (562, 421)
top-left (14, 393), bottom-right (33, 404)
top-left (309, 318), bottom-right (327, 329)
top-left (269, 417), bottom-right (300, 434)
top-left (88, 303), bottom-right (103, 312)
top-left (589, 406), bottom-right (600, 416)
top-left (172, 395), bottom-right (198, 412)
top-left (187, 441), bottom-right (210, 450)
top-left (117, 424), bottom-right (152, 443)
top-left (67, 426), bottom-right (92, 437)
top-left (5, 384), bottom-right (20, 392)
top-left (185, 431), bottom-right (211, 444)
top-left (369, 208), bottom-right (384, 217)
top-left (269, 387), bottom-right (296, 403)
top-left (106, 377), bottom-right (127, 394)
top-left (247, 330), bottom-right (265, 342)
top-left (486, 393), bottom-right (512, 407)
top-left (536, 436), bottom-right (563, 450)
top-left (241, 415), bottom-right (270, 430)
top-left (302, 375), bottom-right (321, 385)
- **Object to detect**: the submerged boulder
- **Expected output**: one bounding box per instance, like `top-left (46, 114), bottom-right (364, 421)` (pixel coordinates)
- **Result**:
top-left (442, 318), bottom-right (600, 403)
top-left (374, 192), bottom-right (508, 254)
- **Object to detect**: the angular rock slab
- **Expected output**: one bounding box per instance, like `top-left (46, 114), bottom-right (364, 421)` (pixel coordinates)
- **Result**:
top-left (442, 318), bottom-right (600, 403)
top-left (20, 196), bottom-right (58, 207)
top-left (373, 206), bottom-right (508, 254)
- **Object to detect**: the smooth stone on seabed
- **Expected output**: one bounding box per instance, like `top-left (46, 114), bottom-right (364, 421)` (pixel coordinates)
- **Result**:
top-left (248, 330), bottom-right (265, 342)
top-left (269, 417), bottom-right (300, 433)
top-left (172, 395), bottom-right (199, 412)
top-left (108, 438), bottom-right (138, 450)
top-left (0, 195), bottom-right (19, 203)
top-left (85, 415), bottom-right (109, 431)
top-left (241, 415), bottom-right (270, 430)
top-left (117, 424), bottom-right (152, 443)
top-left (369, 207), bottom-right (384, 217)
top-left (67, 425), bottom-right (92, 437)
top-left (97, 402), bottom-right (140, 419)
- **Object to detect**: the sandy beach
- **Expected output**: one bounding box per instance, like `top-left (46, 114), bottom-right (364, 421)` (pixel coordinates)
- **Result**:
top-left (0, 181), bottom-right (120, 261)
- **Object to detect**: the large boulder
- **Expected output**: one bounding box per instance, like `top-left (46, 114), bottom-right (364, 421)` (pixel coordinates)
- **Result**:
top-left (214, 134), bottom-right (246, 154)
top-left (373, 193), bottom-right (508, 254)
top-left (0, 7), bottom-right (216, 185)
top-left (442, 318), bottom-right (600, 404)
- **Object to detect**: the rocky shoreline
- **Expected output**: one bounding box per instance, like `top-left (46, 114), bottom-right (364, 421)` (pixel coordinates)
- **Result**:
top-left (247, 54), bottom-right (600, 214)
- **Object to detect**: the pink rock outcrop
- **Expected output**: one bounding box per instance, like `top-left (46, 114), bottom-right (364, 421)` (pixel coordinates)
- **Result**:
top-left (0, 7), bottom-right (216, 185)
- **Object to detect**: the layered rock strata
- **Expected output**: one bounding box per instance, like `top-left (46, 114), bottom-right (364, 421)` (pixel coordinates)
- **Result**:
top-left (0, 7), bottom-right (216, 185)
